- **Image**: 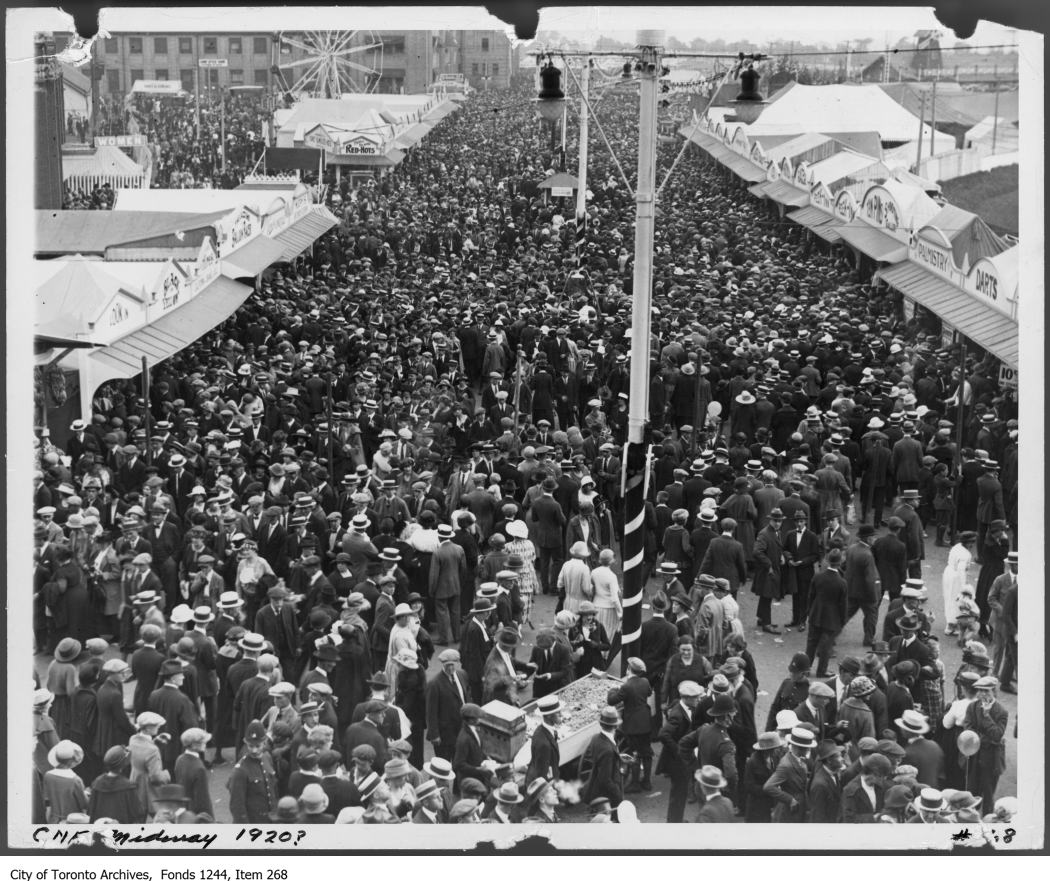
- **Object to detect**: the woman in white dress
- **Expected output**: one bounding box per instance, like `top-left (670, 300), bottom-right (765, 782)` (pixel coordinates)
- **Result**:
top-left (557, 542), bottom-right (593, 615)
top-left (590, 548), bottom-right (623, 640)
top-left (504, 520), bottom-right (540, 623)
top-left (941, 531), bottom-right (977, 636)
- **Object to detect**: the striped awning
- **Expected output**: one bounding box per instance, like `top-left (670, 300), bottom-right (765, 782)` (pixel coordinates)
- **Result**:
top-left (269, 206), bottom-right (339, 262)
top-left (877, 261), bottom-right (1017, 368)
top-left (787, 205), bottom-right (842, 243)
top-left (87, 276), bottom-right (254, 382)
top-left (761, 179), bottom-right (810, 208)
top-left (837, 222), bottom-right (908, 263)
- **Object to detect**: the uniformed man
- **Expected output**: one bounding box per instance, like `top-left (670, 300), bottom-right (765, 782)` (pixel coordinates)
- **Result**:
top-left (228, 720), bottom-right (278, 823)
top-left (678, 692), bottom-right (738, 801)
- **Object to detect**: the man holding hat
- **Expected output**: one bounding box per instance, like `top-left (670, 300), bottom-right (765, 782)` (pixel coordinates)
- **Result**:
top-left (426, 648), bottom-right (470, 762)
top-left (963, 676), bottom-right (1009, 809)
top-left (843, 523), bottom-right (879, 647)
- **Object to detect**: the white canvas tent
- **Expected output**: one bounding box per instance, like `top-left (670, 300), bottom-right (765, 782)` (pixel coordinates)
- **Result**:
top-left (744, 83), bottom-right (955, 153)
top-left (63, 145), bottom-right (148, 191)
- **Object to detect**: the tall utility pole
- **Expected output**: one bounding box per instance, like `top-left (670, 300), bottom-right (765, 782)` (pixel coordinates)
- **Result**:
top-left (992, 83), bottom-right (1001, 153)
top-left (915, 92), bottom-right (925, 170)
top-left (929, 79), bottom-right (937, 156)
top-left (620, 30), bottom-right (663, 671)
top-left (574, 60), bottom-right (590, 267)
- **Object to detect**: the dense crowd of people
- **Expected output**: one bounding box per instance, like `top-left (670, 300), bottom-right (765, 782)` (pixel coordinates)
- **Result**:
top-left (32, 76), bottom-right (1020, 828)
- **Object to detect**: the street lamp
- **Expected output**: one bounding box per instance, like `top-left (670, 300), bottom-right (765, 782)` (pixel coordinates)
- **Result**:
top-left (535, 59), bottom-right (566, 123)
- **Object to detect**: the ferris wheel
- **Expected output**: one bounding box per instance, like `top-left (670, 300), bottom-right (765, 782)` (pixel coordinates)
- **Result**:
top-left (276, 30), bottom-right (384, 98)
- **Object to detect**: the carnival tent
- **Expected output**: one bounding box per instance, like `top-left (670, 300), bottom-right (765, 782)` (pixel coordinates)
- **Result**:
top-left (62, 145), bottom-right (148, 191)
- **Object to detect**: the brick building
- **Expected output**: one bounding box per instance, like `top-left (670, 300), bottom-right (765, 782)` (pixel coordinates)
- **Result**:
top-left (54, 29), bottom-right (515, 98)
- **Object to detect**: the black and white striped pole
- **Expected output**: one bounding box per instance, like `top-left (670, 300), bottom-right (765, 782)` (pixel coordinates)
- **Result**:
top-left (620, 31), bottom-right (663, 674)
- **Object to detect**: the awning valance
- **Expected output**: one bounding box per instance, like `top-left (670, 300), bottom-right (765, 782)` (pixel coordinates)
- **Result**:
top-left (393, 121), bottom-right (434, 149)
top-left (761, 179), bottom-right (810, 208)
top-left (787, 206), bottom-right (842, 243)
top-left (877, 262), bottom-right (1018, 368)
top-left (221, 235), bottom-right (288, 279)
top-left (269, 206), bottom-right (339, 262)
top-left (837, 222), bottom-right (908, 263)
top-left (84, 276), bottom-right (254, 385)
top-left (722, 152), bottom-right (767, 182)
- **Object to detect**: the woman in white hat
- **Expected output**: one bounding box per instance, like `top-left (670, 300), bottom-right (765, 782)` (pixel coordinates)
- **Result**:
top-left (557, 541), bottom-right (593, 615)
top-left (384, 604), bottom-right (420, 695)
top-left (43, 740), bottom-right (87, 823)
top-left (45, 637), bottom-right (82, 741)
top-left (504, 518), bottom-right (540, 609)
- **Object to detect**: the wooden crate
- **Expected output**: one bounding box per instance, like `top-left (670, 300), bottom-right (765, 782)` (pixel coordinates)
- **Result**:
top-left (478, 700), bottom-right (528, 764)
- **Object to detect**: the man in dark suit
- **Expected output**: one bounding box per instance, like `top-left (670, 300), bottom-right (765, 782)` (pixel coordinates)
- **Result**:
top-left (638, 592), bottom-right (678, 732)
top-left (116, 444), bottom-right (147, 496)
top-left (580, 707), bottom-right (624, 808)
top-left (699, 519), bottom-right (748, 596)
top-left (94, 659), bottom-right (136, 756)
top-left (695, 765), bottom-right (737, 823)
top-left (525, 695), bottom-right (562, 785)
top-left (807, 740), bottom-right (845, 822)
top-left (130, 625), bottom-right (166, 716)
top-left (528, 629), bottom-right (574, 699)
top-left (608, 658), bottom-right (653, 792)
top-left (806, 550), bottom-right (848, 678)
top-left (529, 477), bottom-right (567, 596)
top-left (254, 585), bottom-right (299, 676)
top-left (459, 599), bottom-right (494, 704)
top-left (975, 462), bottom-right (1005, 556)
top-left (452, 703), bottom-right (495, 792)
top-left (891, 490), bottom-right (925, 579)
top-left (425, 649), bottom-right (470, 762)
top-left (147, 660), bottom-right (201, 772)
top-left (764, 727), bottom-right (815, 823)
top-left (783, 510), bottom-right (822, 630)
top-left (342, 700), bottom-right (388, 774)
top-left (871, 517), bottom-right (909, 602)
top-left (844, 524), bottom-right (880, 647)
top-left (657, 679), bottom-right (701, 822)
top-left (887, 615), bottom-right (933, 703)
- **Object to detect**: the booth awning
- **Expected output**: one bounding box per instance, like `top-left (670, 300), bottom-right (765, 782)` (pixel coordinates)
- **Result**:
top-left (787, 205), bottom-right (842, 243)
top-left (423, 100), bottom-right (458, 123)
top-left (326, 148), bottom-right (406, 168)
top-left (683, 126), bottom-right (719, 149)
top-left (703, 142), bottom-right (734, 163)
top-left (749, 181), bottom-right (774, 198)
top-left (86, 276), bottom-right (254, 381)
top-left (722, 152), bottom-right (767, 182)
top-left (393, 121), bottom-right (434, 149)
top-left (837, 222), bottom-right (908, 263)
top-left (877, 262), bottom-right (1018, 368)
top-left (269, 206), bottom-right (339, 262)
top-left (761, 179), bottom-right (810, 208)
top-left (221, 235), bottom-right (288, 278)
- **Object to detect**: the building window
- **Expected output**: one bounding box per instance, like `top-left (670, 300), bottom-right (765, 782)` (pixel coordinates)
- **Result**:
top-left (104, 37), bottom-right (117, 53)
top-left (154, 37), bottom-right (167, 54)
top-left (106, 69), bottom-right (120, 93)
top-left (254, 36), bottom-right (268, 55)
top-left (203, 37), bottom-right (217, 54)
top-left (179, 36), bottom-right (193, 54)
top-left (481, 37), bottom-right (489, 51)
top-left (492, 63), bottom-right (499, 75)
top-left (230, 68), bottom-right (244, 84)
top-left (180, 69), bottom-right (195, 91)
top-left (229, 37), bottom-right (242, 54)
top-left (254, 68), bottom-right (269, 86)
top-left (130, 68), bottom-right (144, 83)
top-left (154, 70), bottom-right (169, 80)
top-left (382, 35), bottom-right (405, 54)
top-left (471, 62), bottom-right (479, 75)
top-left (129, 37), bottom-right (143, 54)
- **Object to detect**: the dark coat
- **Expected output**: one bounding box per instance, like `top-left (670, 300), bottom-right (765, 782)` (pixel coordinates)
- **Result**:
top-left (656, 701), bottom-right (696, 778)
top-left (529, 494), bottom-right (567, 549)
top-left (424, 669), bottom-right (469, 748)
top-left (94, 677), bottom-right (136, 756)
top-left (751, 524), bottom-right (785, 600)
top-left (639, 615), bottom-right (679, 681)
top-left (841, 775), bottom-right (883, 822)
top-left (607, 675), bottom-right (652, 736)
top-left (764, 751), bottom-right (810, 822)
top-left (871, 533), bottom-right (908, 598)
top-left (579, 731), bottom-right (623, 807)
top-left (342, 719), bottom-right (388, 774)
top-left (528, 641), bottom-right (575, 698)
top-left (452, 725), bottom-right (491, 787)
top-left (781, 527), bottom-right (821, 596)
top-left (807, 568), bottom-right (848, 632)
top-left (526, 722), bottom-right (561, 784)
top-left (699, 534), bottom-right (748, 593)
top-left (844, 541), bottom-right (878, 603)
top-left (459, 617), bottom-right (491, 685)
top-left (807, 764), bottom-right (843, 822)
